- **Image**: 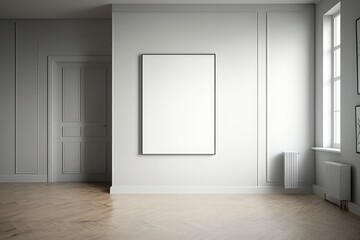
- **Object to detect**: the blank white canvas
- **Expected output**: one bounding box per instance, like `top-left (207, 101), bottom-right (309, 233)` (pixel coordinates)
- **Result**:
top-left (142, 54), bottom-right (215, 154)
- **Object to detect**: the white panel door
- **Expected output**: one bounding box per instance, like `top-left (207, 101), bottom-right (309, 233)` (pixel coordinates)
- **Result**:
top-left (56, 62), bottom-right (111, 182)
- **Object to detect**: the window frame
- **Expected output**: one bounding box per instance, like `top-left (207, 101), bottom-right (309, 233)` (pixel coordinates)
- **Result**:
top-left (331, 11), bottom-right (341, 149)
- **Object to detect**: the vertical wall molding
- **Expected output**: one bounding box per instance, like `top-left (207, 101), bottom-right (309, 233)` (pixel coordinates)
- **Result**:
top-left (257, 10), bottom-right (267, 187)
top-left (256, 12), bottom-right (259, 186)
top-left (0, 21), bottom-right (16, 175)
top-left (265, 11), bottom-right (270, 183)
top-left (15, 23), bottom-right (40, 174)
top-left (36, 30), bottom-right (40, 175)
top-left (14, 22), bottom-right (17, 174)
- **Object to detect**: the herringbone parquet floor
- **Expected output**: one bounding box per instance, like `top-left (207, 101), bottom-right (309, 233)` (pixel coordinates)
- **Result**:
top-left (1, 183), bottom-right (360, 240)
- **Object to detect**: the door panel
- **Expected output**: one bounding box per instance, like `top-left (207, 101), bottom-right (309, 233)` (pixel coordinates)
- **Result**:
top-left (85, 67), bottom-right (107, 122)
top-left (85, 126), bottom-right (107, 137)
top-left (55, 62), bottom-right (111, 182)
top-left (62, 126), bottom-right (81, 137)
top-left (62, 67), bottom-right (81, 122)
top-left (62, 142), bottom-right (81, 174)
top-left (85, 141), bottom-right (107, 174)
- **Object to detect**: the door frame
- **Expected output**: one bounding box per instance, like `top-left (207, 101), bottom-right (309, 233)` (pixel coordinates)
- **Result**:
top-left (47, 56), bottom-right (111, 182)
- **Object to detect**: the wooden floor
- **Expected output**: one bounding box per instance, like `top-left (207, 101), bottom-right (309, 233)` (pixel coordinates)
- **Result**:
top-left (1, 184), bottom-right (360, 240)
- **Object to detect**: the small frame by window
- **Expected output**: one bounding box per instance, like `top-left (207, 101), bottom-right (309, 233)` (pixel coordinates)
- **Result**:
top-left (356, 17), bottom-right (360, 94)
top-left (355, 105), bottom-right (360, 153)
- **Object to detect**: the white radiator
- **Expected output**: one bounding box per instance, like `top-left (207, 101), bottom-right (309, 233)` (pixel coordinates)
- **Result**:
top-left (324, 161), bottom-right (351, 209)
top-left (284, 152), bottom-right (299, 189)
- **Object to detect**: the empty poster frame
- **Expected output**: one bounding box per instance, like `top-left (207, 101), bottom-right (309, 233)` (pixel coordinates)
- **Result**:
top-left (141, 54), bottom-right (216, 155)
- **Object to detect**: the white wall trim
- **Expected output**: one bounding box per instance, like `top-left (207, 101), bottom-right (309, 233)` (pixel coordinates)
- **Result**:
top-left (348, 202), bottom-right (360, 217)
top-left (311, 147), bottom-right (341, 153)
top-left (110, 186), bottom-right (313, 194)
top-left (112, 4), bottom-right (314, 13)
top-left (313, 185), bottom-right (360, 217)
top-left (312, 184), bottom-right (325, 196)
top-left (0, 175), bottom-right (47, 182)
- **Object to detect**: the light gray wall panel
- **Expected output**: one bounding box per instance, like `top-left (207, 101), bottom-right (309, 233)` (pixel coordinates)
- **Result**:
top-left (338, 0), bottom-right (360, 204)
top-left (85, 67), bottom-right (107, 122)
top-left (16, 22), bottom-right (39, 174)
top-left (0, 22), bottom-right (15, 174)
top-left (113, 9), bottom-right (258, 187)
top-left (0, 20), bottom-right (112, 182)
top-left (266, 11), bottom-right (314, 185)
top-left (315, 0), bottom-right (360, 205)
top-left (112, 4), bottom-right (314, 192)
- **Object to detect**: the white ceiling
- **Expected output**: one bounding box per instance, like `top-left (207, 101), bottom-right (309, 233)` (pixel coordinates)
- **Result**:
top-left (0, 0), bottom-right (318, 19)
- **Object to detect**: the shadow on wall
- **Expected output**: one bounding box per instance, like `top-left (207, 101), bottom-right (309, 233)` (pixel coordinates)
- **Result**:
top-left (72, 4), bottom-right (112, 19)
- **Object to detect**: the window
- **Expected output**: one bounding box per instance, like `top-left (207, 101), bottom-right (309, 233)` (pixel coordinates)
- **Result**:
top-left (332, 12), bottom-right (341, 148)
top-left (321, 2), bottom-right (341, 150)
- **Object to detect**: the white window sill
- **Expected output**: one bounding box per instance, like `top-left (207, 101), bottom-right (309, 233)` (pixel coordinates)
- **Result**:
top-left (311, 147), bottom-right (341, 154)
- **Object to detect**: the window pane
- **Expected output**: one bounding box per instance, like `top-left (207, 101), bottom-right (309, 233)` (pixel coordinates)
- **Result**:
top-left (332, 13), bottom-right (341, 147)
top-left (334, 48), bottom-right (341, 78)
top-left (334, 80), bottom-right (340, 111)
top-left (334, 14), bottom-right (341, 46)
top-left (334, 111), bottom-right (341, 144)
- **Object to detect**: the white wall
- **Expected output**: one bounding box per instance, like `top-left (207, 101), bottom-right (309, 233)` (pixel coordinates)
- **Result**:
top-left (111, 4), bottom-right (314, 193)
top-left (315, 0), bottom-right (360, 206)
top-left (0, 20), bottom-right (111, 182)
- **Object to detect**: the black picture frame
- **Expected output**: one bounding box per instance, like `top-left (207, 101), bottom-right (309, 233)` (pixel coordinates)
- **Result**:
top-left (356, 17), bottom-right (360, 94)
top-left (355, 105), bottom-right (360, 153)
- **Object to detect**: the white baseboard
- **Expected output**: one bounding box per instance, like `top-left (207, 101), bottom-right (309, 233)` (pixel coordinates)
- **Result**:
top-left (349, 202), bottom-right (360, 217)
top-left (312, 184), bottom-right (360, 217)
top-left (312, 185), bottom-right (340, 205)
top-left (110, 186), bottom-right (313, 194)
top-left (0, 175), bottom-right (47, 182)
top-left (312, 184), bottom-right (324, 197)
